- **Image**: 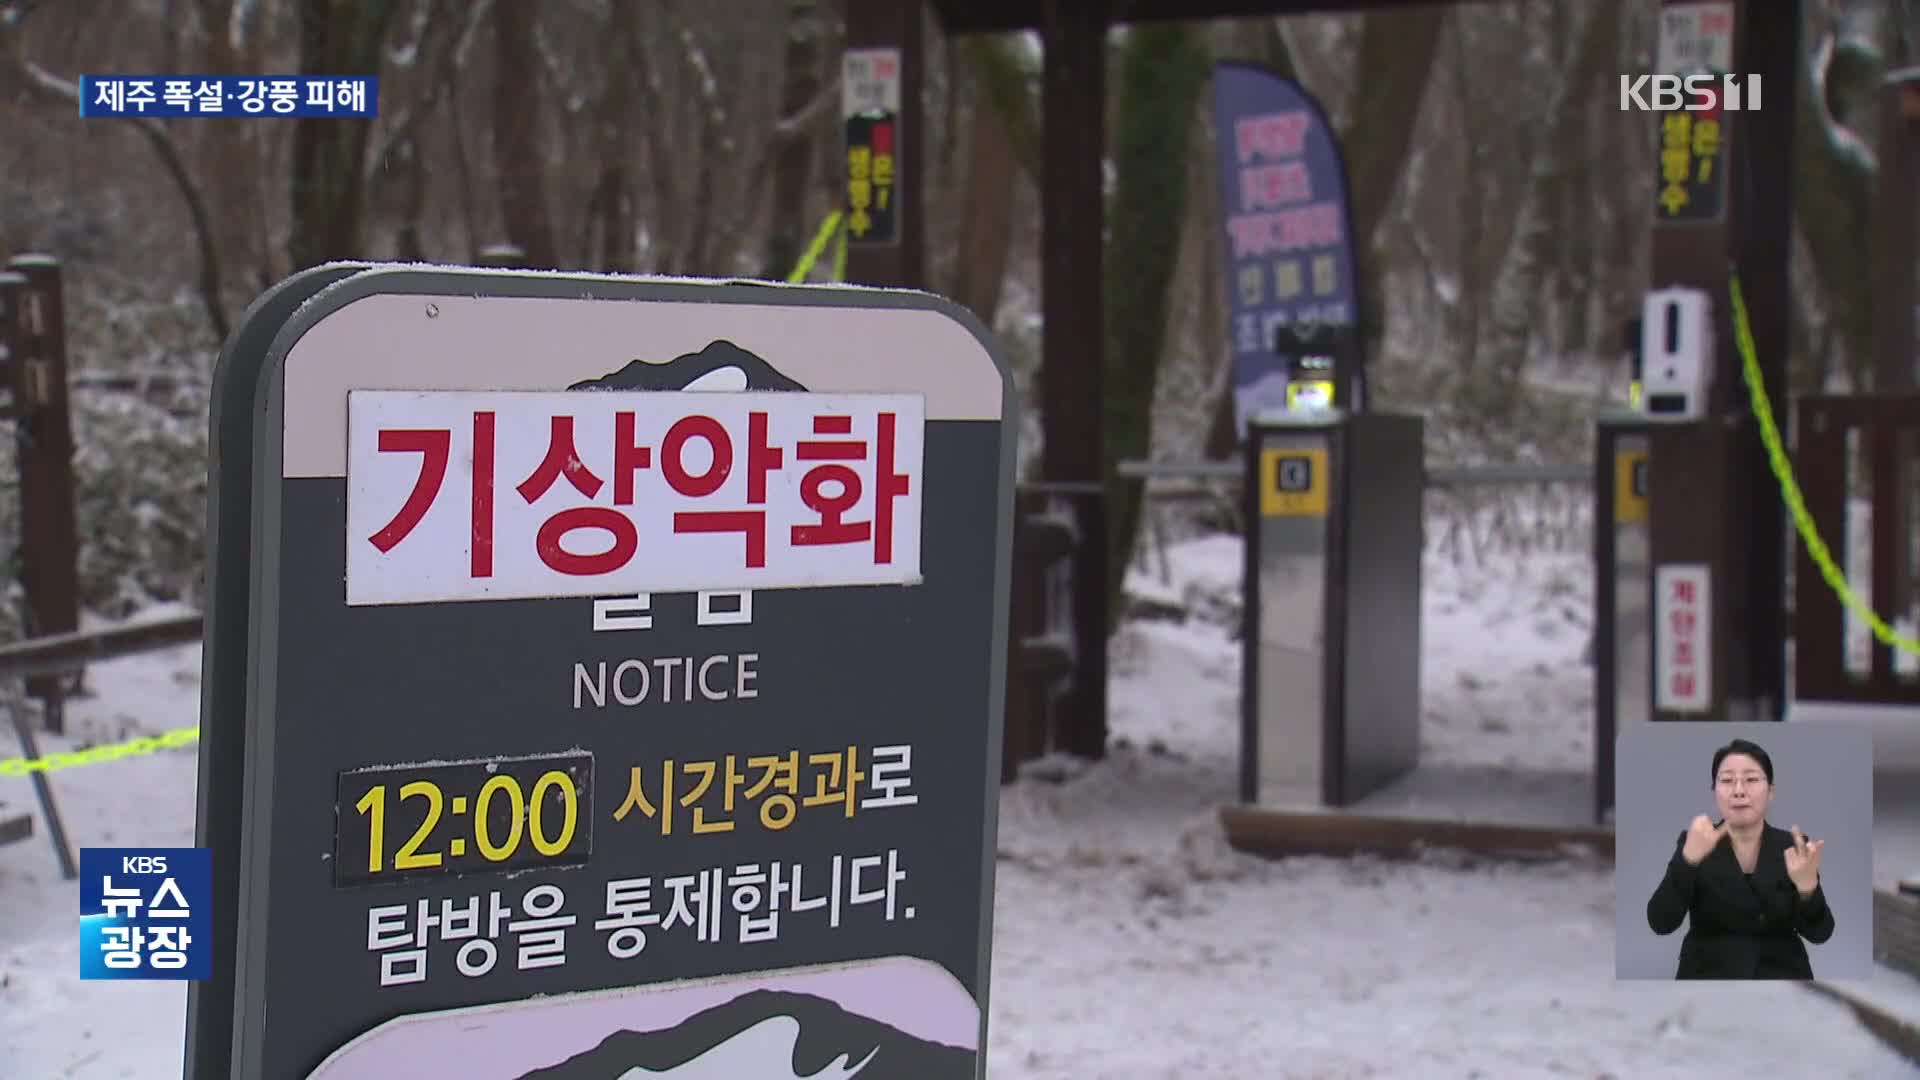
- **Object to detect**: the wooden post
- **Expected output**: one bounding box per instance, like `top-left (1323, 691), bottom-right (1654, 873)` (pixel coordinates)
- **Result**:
top-left (1873, 69), bottom-right (1919, 646)
top-left (1645, 0), bottom-right (1797, 722)
top-left (841, 0), bottom-right (926, 289)
top-left (1873, 69), bottom-right (1918, 393)
top-left (7, 255), bottom-right (82, 727)
top-left (1040, 4), bottom-right (1108, 759)
top-left (1730, 0), bottom-right (1797, 722)
top-left (0, 271), bottom-right (22, 419)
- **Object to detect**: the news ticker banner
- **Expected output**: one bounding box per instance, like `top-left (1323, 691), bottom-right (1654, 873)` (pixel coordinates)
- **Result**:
top-left (80, 847), bottom-right (214, 980)
top-left (79, 76), bottom-right (377, 118)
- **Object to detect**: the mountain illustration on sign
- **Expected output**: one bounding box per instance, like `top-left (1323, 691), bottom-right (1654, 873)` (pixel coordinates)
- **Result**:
top-left (569, 340), bottom-right (810, 393)
top-left (514, 989), bottom-right (974, 1079)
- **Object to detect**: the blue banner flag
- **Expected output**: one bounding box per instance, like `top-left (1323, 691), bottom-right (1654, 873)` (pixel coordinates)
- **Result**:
top-left (1208, 63), bottom-right (1362, 435)
top-left (79, 76), bottom-right (378, 118)
top-left (79, 847), bottom-right (213, 980)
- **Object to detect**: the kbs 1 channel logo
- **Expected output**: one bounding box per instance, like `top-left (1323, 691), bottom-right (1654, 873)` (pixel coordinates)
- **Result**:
top-left (1618, 72), bottom-right (1762, 112)
top-left (78, 847), bottom-right (212, 980)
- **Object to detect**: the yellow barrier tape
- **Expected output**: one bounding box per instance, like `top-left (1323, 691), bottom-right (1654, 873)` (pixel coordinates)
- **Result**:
top-left (0, 724), bottom-right (200, 777)
top-left (1730, 272), bottom-right (1920, 658)
top-left (786, 210), bottom-right (846, 284)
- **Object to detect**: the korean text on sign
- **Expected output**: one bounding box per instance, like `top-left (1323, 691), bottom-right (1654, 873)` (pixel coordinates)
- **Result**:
top-left (346, 391), bottom-right (926, 604)
top-left (79, 75), bottom-right (377, 118)
top-left (79, 847), bottom-right (213, 980)
top-left (1657, 112), bottom-right (1723, 218)
top-left (611, 742), bottom-right (918, 836)
top-left (365, 848), bottom-right (914, 988)
top-left (1655, 565), bottom-right (1711, 712)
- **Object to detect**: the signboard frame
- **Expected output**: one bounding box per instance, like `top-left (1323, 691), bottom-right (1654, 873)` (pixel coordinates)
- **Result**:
top-left (188, 266), bottom-right (1015, 1080)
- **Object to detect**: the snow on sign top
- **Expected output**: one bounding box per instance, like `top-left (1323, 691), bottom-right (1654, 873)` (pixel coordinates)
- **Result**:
top-left (1656, 2), bottom-right (1735, 77)
top-left (345, 389), bottom-right (925, 605)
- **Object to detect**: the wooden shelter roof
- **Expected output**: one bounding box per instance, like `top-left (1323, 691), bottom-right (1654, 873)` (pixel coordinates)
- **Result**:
top-left (928, 0), bottom-right (1455, 34)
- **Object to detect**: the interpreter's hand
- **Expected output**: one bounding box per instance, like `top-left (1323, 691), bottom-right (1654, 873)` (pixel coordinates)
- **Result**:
top-left (1784, 826), bottom-right (1824, 896)
top-left (1681, 815), bottom-right (1728, 866)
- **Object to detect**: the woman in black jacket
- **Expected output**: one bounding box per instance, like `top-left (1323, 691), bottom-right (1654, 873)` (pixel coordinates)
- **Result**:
top-left (1645, 738), bottom-right (1835, 979)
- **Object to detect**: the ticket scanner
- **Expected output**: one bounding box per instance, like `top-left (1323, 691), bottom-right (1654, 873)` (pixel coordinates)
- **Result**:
top-left (1240, 366), bottom-right (1423, 809)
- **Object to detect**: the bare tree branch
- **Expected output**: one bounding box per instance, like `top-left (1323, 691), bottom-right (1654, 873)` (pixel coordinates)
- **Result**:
top-left (772, 68), bottom-right (842, 144)
top-left (4, 56), bottom-right (230, 343)
top-left (364, 0), bottom-right (474, 181)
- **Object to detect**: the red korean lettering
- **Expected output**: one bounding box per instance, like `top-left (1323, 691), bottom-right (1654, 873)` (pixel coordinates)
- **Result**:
top-left (1670, 610), bottom-right (1698, 638)
top-left (517, 416), bottom-right (605, 503)
top-left (791, 415), bottom-right (870, 547)
top-left (472, 412), bottom-right (495, 577)
top-left (537, 508), bottom-right (638, 576)
top-left (673, 510), bottom-right (767, 568)
top-left (664, 414), bottom-right (765, 566)
top-left (661, 415), bottom-right (732, 497)
top-left (746, 411), bottom-right (784, 504)
top-left (518, 415), bottom-right (633, 576)
top-left (1671, 579), bottom-right (1696, 604)
top-left (367, 428), bottom-right (450, 553)
top-left (613, 411), bottom-right (654, 506)
top-left (1671, 671), bottom-right (1697, 700)
top-left (874, 412), bottom-right (910, 564)
top-left (1673, 640), bottom-right (1694, 666)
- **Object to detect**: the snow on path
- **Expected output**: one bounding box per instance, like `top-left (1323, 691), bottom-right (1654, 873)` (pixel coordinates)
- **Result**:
top-left (2, 542), bottom-right (1916, 1078)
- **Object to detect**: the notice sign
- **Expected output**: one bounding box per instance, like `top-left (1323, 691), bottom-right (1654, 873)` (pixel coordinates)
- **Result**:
top-left (1654, 563), bottom-right (1711, 712)
top-left (1656, 2), bottom-right (1735, 76)
top-left (843, 48), bottom-right (902, 245)
top-left (1653, 1), bottom-right (1734, 223)
top-left (189, 269), bottom-right (1013, 1080)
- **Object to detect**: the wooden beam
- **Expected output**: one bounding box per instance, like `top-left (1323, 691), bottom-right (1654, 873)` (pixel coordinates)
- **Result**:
top-left (929, 0), bottom-right (1456, 35)
top-left (0, 612), bottom-right (203, 683)
top-left (1219, 805), bottom-right (1615, 862)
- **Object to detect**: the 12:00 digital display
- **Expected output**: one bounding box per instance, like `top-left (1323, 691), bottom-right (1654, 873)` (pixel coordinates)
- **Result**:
top-left (332, 751), bottom-right (594, 887)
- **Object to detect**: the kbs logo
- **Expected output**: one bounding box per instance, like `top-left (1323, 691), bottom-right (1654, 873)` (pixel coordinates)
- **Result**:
top-left (79, 846), bottom-right (213, 981)
top-left (1619, 73), bottom-right (1762, 112)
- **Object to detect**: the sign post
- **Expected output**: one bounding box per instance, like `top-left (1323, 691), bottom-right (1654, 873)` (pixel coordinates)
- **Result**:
top-left (188, 267), bottom-right (1014, 1079)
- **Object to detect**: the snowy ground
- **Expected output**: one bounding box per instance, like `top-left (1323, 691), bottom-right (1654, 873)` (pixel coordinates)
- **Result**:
top-left (5, 542), bottom-right (1920, 1078)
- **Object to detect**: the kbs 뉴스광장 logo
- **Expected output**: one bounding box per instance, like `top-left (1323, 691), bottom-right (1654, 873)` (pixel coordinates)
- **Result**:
top-left (79, 847), bottom-right (212, 980)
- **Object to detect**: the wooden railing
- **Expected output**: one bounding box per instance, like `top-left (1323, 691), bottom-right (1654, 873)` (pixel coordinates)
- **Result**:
top-left (0, 611), bottom-right (204, 872)
top-left (1794, 394), bottom-right (1920, 704)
